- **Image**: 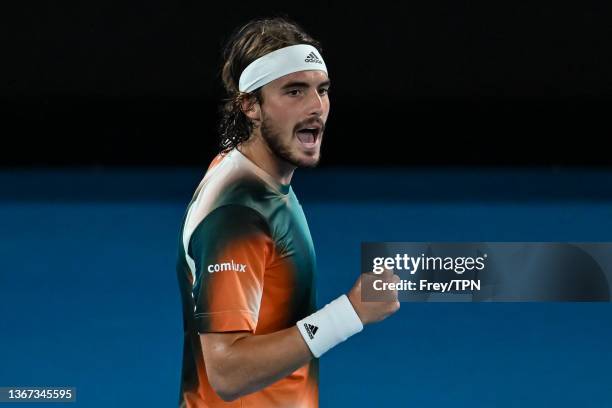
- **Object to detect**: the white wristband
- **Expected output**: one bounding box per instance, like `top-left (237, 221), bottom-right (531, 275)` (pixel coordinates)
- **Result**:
top-left (296, 294), bottom-right (364, 358)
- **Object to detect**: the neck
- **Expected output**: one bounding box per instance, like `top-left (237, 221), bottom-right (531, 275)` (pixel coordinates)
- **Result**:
top-left (237, 133), bottom-right (296, 185)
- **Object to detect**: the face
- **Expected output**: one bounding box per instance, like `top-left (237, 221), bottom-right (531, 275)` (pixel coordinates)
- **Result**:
top-left (256, 70), bottom-right (330, 168)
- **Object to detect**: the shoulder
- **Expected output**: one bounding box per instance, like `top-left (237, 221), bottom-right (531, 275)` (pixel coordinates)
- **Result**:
top-left (194, 204), bottom-right (271, 239)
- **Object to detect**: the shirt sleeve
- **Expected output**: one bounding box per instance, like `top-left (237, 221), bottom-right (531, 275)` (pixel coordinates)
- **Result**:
top-left (189, 204), bottom-right (273, 334)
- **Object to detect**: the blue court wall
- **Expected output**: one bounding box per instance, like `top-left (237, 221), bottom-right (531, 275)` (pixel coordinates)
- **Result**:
top-left (1, 168), bottom-right (611, 407)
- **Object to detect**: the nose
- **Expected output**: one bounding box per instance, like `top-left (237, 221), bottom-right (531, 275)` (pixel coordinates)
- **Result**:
top-left (306, 88), bottom-right (324, 117)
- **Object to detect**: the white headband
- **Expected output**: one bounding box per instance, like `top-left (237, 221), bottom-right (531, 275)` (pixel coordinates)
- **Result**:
top-left (238, 44), bottom-right (328, 93)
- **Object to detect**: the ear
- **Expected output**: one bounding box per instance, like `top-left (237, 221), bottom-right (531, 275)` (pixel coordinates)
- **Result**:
top-left (241, 94), bottom-right (261, 122)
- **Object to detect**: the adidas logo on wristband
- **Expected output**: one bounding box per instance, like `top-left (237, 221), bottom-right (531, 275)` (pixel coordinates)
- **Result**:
top-left (304, 323), bottom-right (319, 339)
top-left (296, 295), bottom-right (363, 358)
top-left (305, 52), bottom-right (323, 64)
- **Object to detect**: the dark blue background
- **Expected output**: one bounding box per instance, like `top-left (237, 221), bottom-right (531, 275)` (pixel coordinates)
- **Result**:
top-left (1, 168), bottom-right (611, 407)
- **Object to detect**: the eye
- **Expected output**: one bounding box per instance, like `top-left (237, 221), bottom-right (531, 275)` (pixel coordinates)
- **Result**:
top-left (319, 88), bottom-right (330, 96)
top-left (287, 89), bottom-right (303, 96)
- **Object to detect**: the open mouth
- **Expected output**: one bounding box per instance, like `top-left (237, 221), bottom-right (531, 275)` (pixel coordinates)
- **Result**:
top-left (296, 126), bottom-right (321, 148)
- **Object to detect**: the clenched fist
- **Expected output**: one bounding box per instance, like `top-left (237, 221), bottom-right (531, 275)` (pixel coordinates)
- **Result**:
top-left (347, 269), bottom-right (400, 325)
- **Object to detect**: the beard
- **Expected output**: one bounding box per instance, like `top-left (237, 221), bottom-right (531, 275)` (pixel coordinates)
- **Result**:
top-left (259, 114), bottom-right (322, 168)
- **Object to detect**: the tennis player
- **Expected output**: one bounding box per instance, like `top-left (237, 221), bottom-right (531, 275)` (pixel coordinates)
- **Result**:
top-left (176, 17), bottom-right (400, 407)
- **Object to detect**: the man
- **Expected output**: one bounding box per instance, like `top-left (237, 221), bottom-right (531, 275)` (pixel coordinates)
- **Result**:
top-left (176, 17), bottom-right (400, 407)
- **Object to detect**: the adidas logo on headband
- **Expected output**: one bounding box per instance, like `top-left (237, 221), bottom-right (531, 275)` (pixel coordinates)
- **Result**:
top-left (305, 52), bottom-right (323, 64)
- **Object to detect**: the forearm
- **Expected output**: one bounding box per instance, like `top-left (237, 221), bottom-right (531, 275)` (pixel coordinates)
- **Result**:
top-left (203, 280), bottom-right (399, 402)
top-left (202, 326), bottom-right (312, 401)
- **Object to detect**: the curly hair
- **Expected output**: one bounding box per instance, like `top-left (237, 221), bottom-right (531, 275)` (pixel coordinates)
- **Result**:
top-left (218, 17), bottom-right (323, 152)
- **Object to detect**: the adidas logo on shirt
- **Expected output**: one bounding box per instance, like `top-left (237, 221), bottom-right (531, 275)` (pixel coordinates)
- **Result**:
top-left (304, 52), bottom-right (323, 64)
top-left (304, 323), bottom-right (319, 339)
top-left (207, 260), bottom-right (247, 273)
